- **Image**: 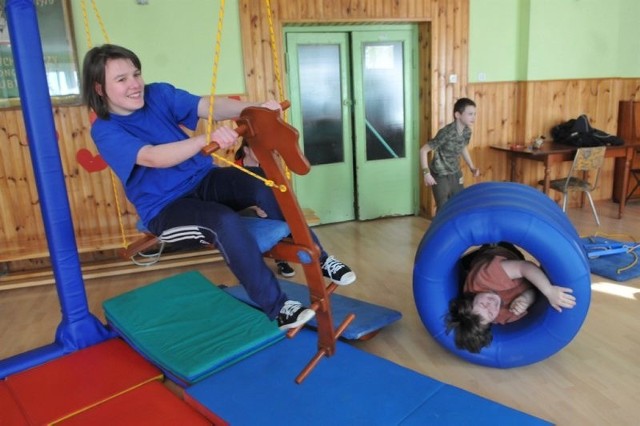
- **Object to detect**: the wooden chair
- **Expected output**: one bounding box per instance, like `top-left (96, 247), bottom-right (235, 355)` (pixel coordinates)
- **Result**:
top-left (540, 146), bottom-right (607, 226)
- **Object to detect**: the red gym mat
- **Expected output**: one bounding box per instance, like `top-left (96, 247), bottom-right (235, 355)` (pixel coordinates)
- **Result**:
top-left (55, 381), bottom-right (223, 425)
top-left (0, 380), bottom-right (28, 425)
top-left (6, 338), bottom-right (162, 425)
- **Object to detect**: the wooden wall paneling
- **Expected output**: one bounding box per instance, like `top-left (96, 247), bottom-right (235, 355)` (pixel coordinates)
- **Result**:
top-left (55, 105), bottom-right (140, 252)
top-left (614, 100), bottom-right (640, 201)
top-left (430, 1), bottom-right (446, 130)
top-left (491, 78), bottom-right (640, 207)
top-left (395, 0), bottom-right (408, 17)
top-left (443, 1), bottom-right (455, 108)
top-left (0, 104), bottom-right (148, 265)
top-left (418, 22), bottom-right (433, 216)
top-left (617, 78), bottom-right (640, 101)
top-left (455, 0), bottom-right (468, 90)
top-left (0, 109), bottom-right (47, 261)
top-left (468, 82), bottom-right (522, 184)
top-left (589, 79), bottom-right (618, 132)
top-left (55, 107), bottom-right (89, 241)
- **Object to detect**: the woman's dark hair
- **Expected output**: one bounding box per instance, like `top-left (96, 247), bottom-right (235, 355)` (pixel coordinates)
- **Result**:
top-left (82, 44), bottom-right (142, 119)
top-left (445, 292), bottom-right (493, 353)
top-left (453, 97), bottom-right (476, 118)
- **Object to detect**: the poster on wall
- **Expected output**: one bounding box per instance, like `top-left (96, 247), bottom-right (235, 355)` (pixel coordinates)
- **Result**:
top-left (0, 0), bottom-right (80, 107)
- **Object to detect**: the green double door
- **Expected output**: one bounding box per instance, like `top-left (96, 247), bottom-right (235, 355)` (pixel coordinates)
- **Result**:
top-left (285, 25), bottom-right (418, 224)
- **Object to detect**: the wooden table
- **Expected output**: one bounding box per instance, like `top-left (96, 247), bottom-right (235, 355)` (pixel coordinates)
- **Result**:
top-left (489, 141), bottom-right (640, 219)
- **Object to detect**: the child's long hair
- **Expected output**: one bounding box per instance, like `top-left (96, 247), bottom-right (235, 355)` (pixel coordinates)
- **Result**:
top-left (445, 292), bottom-right (493, 353)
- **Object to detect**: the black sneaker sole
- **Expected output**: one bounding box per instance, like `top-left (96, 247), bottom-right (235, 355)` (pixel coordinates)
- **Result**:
top-left (278, 309), bottom-right (315, 330)
top-left (323, 271), bottom-right (356, 286)
top-left (278, 270), bottom-right (296, 278)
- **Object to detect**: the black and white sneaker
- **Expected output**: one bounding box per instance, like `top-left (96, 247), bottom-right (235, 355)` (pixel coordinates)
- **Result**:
top-left (276, 261), bottom-right (296, 278)
top-left (321, 255), bottom-right (356, 286)
top-left (276, 300), bottom-right (315, 330)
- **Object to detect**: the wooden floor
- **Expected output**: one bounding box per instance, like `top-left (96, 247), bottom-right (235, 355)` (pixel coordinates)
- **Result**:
top-left (1, 198), bottom-right (639, 425)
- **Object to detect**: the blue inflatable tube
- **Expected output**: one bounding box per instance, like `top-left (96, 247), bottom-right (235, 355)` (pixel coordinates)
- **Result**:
top-left (413, 182), bottom-right (591, 368)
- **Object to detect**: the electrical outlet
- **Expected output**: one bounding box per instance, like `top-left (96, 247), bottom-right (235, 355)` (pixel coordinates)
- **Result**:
top-left (449, 74), bottom-right (458, 84)
top-left (478, 72), bottom-right (487, 82)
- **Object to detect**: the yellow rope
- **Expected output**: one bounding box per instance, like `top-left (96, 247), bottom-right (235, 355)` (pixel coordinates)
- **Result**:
top-left (90, 0), bottom-right (110, 43)
top-left (80, 0), bottom-right (92, 48)
top-left (265, 0), bottom-right (285, 113)
top-left (617, 243), bottom-right (640, 274)
top-left (204, 0), bottom-right (225, 155)
top-left (81, 0), bottom-right (129, 248)
top-left (203, 0), bottom-right (286, 192)
top-left (264, 0), bottom-right (291, 180)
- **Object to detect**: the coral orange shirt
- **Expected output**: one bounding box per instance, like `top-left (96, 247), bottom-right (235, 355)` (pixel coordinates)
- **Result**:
top-left (464, 256), bottom-right (532, 324)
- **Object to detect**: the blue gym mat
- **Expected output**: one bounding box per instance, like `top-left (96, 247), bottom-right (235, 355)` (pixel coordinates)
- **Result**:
top-left (185, 329), bottom-right (551, 425)
top-left (224, 280), bottom-right (402, 340)
top-left (581, 237), bottom-right (640, 282)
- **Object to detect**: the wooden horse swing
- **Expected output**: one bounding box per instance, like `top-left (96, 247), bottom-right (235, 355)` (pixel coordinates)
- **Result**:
top-left (202, 103), bottom-right (356, 383)
top-left (81, 0), bottom-right (355, 383)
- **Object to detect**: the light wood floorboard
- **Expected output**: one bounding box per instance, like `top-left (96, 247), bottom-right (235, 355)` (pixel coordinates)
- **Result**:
top-left (1, 199), bottom-right (639, 425)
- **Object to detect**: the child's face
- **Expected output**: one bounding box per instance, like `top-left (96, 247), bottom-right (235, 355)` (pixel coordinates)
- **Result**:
top-left (101, 58), bottom-right (145, 116)
top-left (472, 292), bottom-right (500, 325)
top-left (455, 105), bottom-right (476, 128)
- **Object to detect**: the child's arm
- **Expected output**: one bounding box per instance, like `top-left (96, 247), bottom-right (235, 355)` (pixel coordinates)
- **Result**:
top-left (509, 288), bottom-right (536, 315)
top-left (501, 260), bottom-right (576, 312)
top-left (461, 146), bottom-right (480, 177)
top-left (419, 144), bottom-right (437, 186)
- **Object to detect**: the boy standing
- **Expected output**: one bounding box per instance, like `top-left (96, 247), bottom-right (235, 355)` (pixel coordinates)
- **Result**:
top-left (420, 98), bottom-right (480, 210)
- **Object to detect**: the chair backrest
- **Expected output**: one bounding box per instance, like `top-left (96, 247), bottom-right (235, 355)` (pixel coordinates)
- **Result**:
top-left (567, 146), bottom-right (606, 190)
top-left (573, 146), bottom-right (606, 172)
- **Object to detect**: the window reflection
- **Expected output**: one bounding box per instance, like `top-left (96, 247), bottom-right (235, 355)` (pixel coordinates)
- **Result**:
top-left (362, 41), bottom-right (405, 161)
top-left (298, 44), bottom-right (344, 165)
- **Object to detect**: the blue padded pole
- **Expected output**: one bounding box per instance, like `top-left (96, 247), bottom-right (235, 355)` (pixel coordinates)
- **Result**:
top-left (0, 0), bottom-right (109, 378)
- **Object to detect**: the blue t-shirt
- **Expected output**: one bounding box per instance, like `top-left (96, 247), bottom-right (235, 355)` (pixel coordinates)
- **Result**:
top-left (91, 82), bottom-right (215, 226)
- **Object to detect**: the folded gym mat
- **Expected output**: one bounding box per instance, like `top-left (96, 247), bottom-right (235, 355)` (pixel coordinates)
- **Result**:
top-left (103, 271), bottom-right (284, 385)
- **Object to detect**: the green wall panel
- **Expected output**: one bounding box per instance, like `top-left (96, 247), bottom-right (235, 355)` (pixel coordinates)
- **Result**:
top-left (70, 0), bottom-right (245, 96)
top-left (470, 0), bottom-right (640, 82)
